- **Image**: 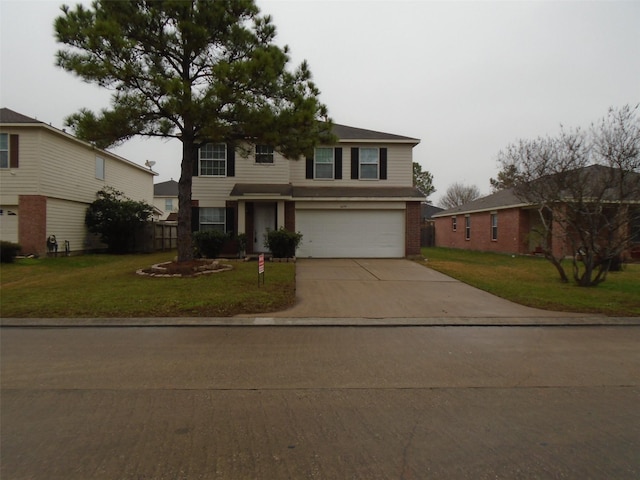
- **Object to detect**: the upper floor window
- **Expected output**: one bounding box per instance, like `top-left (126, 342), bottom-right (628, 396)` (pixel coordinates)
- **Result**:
top-left (314, 147), bottom-right (334, 179)
top-left (255, 145), bottom-right (274, 164)
top-left (0, 133), bottom-right (9, 168)
top-left (199, 207), bottom-right (226, 232)
top-left (199, 144), bottom-right (226, 176)
top-left (359, 147), bottom-right (379, 179)
top-left (95, 156), bottom-right (105, 180)
top-left (491, 213), bottom-right (498, 241)
top-left (165, 199), bottom-right (174, 212)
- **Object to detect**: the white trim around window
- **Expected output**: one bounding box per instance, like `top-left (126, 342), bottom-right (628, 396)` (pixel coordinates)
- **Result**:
top-left (359, 147), bottom-right (379, 180)
top-left (199, 207), bottom-right (226, 232)
top-left (199, 143), bottom-right (227, 176)
top-left (0, 133), bottom-right (8, 169)
top-left (314, 147), bottom-right (334, 179)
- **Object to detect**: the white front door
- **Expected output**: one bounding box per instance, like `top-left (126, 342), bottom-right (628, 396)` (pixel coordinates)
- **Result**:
top-left (253, 203), bottom-right (276, 253)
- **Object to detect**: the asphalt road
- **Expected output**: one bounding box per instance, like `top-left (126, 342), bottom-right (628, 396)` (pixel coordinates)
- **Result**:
top-left (1, 326), bottom-right (639, 479)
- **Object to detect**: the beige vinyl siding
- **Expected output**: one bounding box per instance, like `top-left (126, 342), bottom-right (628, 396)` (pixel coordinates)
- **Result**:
top-left (46, 197), bottom-right (104, 253)
top-left (0, 128), bottom-right (41, 204)
top-left (0, 126), bottom-right (154, 206)
top-left (193, 146), bottom-right (291, 203)
top-left (38, 131), bottom-right (153, 204)
top-left (290, 143), bottom-right (414, 187)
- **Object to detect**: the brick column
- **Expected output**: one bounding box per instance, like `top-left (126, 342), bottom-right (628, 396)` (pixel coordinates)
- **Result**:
top-left (405, 201), bottom-right (421, 256)
top-left (18, 195), bottom-right (47, 256)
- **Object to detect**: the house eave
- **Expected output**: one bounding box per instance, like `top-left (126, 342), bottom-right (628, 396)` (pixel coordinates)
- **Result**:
top-left (1, 122), bottom-right (157, 176)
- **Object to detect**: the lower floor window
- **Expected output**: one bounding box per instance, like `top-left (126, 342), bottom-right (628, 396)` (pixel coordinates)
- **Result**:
top-left (199, 207), bottom-right (225, 232)
top-left (491, 213), bottom-right (498, 241)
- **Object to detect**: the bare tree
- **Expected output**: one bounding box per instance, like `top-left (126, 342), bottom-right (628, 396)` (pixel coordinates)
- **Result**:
top-left (497, 105), bottom-right (640, 286)
top-left (439, 183), bottom-right (481, 209)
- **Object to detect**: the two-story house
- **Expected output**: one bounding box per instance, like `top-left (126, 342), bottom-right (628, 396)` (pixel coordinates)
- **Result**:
top-left (153, 179), bottom-right (179, 221)
top-left (0, 108), bottom-right (156, 256)
top-left (192, 124), bottom-right (424, 258)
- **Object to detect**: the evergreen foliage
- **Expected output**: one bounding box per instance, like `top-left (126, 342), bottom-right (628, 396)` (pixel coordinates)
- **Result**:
top-left (85, 187), bottom-right (154, 253)
top-left (55, 0), bottom-right (334, 261)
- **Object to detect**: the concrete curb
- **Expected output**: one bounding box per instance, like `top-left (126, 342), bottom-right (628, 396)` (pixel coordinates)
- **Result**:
top-left (2, 316), bottom-right (639, 328)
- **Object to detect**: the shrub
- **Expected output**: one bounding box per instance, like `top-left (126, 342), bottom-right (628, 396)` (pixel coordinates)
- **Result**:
top-left (193, 230), bottom-right (229, 258)
top-left (265, 228), bottom-right (303, 258)
top-left (0, 241), bottom-right (21, 263)
top-left (85, 187), bottom-right (154, 253)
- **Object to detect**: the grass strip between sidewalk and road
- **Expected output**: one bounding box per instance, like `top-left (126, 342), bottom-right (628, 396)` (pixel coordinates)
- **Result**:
top-left (0, 252), bottom-right (295, 318)
top-left (421, 247), bottom-right (640, 317)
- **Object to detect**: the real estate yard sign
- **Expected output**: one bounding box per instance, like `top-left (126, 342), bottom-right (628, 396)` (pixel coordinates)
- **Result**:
top-left (258, 253), bottom-right (265, 286)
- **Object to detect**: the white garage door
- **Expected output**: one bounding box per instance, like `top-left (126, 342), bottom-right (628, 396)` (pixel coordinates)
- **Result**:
top-left (0, 206), bottom-right (19, 243)
top-left (296, 209), bottom-right (405, 258)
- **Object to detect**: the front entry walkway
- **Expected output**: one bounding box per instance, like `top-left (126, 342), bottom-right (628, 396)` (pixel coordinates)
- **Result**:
top-left (270, 259), bottom-right (580, 320)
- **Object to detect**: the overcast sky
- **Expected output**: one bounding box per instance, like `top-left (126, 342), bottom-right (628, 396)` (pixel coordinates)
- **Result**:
top-left (1, 0), bottom-right (639, 204)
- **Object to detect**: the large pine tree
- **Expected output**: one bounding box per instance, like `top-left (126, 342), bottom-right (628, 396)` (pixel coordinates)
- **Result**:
top-left (55, 0), bottom-right (333, 261)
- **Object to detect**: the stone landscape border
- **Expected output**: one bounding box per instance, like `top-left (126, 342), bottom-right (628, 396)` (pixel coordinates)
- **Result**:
top-left (136, 260), bottom-right (233, 278)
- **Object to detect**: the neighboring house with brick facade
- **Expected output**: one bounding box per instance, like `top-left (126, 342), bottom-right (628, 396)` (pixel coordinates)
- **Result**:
top-left (0, 108), bottom-right (156, 256)
top-left (432, 183), bottom-right (640, 260)
top-left (192, 124), bottom-right (424, 257)
top-left (154, 179), bottom-right (179, 221)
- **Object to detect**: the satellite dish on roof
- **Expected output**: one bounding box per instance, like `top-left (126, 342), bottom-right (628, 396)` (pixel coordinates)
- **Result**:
top-left (145, 160), bottom-right (156, 169)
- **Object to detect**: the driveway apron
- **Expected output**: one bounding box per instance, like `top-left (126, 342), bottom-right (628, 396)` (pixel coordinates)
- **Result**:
top-left (271, 259), bottom-right (578, 319)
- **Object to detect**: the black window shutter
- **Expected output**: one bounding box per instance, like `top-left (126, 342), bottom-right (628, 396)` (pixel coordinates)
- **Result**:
top-left (227, 144), bottom-right (235, 177)
top-left (380, 148), bottom-right (387, 180)
top-left (191, 207), bottom-right (200, 232)
top-left (9, 135), bottom-right (19, 168)
top-left (306, 156), bottom-right (314, 179)
top-left (351, 148), bottom-right (359, 179)
top-left (334, 148), bottom-right (342, 179)
top-left (192, 146), bottom-right (200, 177)
top-left (226, 207), bottom-right (235, 234)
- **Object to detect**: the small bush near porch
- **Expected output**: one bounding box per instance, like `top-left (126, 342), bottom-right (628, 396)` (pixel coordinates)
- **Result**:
top-left (421, 247), bottom-right (639, 317)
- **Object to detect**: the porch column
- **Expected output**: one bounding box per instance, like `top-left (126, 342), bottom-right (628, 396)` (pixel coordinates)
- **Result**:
top-left (237, 200), bottom-right (246, 234)
top-left (277, 201), bottom-right (285, 229)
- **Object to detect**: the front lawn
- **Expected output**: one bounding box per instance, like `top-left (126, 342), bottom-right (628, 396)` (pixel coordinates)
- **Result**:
top-left (421, 247), bottom-right (640, 316)
top-left (0, 252), bottom-right (295, 318)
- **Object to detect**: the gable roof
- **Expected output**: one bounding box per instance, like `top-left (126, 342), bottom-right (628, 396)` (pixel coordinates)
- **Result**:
top-left (433, 188), bottom-right (527, 217)
top-left (433, 165), bottom-right (640, 218)
top-left (0, 108), bottom-right (41, 124)
top-left (332, 124), bottom-right (420, 145)
top-left (421, 204), bottom-right (444, 220)
top-left (1, 107), bottom-right (156, 176)
top-left (154, 180), bottom-right (179, 196)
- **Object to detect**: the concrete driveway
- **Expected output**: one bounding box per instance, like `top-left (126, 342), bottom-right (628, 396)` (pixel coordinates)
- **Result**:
top-left (270, 258), bottom-right (581, 321)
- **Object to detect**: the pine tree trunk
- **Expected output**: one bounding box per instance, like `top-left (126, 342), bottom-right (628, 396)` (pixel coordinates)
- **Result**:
top-left (177, 138), bottom-right (196, 262)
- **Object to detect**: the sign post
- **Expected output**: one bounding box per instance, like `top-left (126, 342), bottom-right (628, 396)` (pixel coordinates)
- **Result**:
top-left (258, 253), bottom-right (265, 286)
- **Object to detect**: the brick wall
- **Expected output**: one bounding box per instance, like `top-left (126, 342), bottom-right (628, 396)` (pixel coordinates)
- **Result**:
top-left (284, 201), bottom-right (295, 231)
top-left (434, 207), bottom-right (529, 254)
top-left (405, 201), bottom-right (421, 256)
top-left (18, 195), bottom-right (47, 256)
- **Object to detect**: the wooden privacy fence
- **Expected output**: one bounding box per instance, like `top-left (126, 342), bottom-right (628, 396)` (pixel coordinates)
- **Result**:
top-left (420, 222), bottom-right (435, 247)
top-left (153, 223), bottom-right (178, 251)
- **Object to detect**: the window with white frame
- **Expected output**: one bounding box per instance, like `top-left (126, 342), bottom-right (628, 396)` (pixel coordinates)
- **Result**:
top-left (165, 199), bottom-right (174, 211)
top-left (491, 213), bottom-right (498, 241)
top-left (199, 144), bottom-right (226, 176)
top-left (314, 147), bottom-right (334, 179)
top-left (95, 156), bottom-right (105, 180)
top-left (255, 145), bottom-right (274, 164)
top-left (452, 216), bottom-right (457, 231)
top-left (465, 215), bottom-right (471, 240)
top-left (0, 133), bottom-right (8, 169)
top-left (359, 147), bottom-right (379, 179)
top-left (199, 207), bottom-right (226, 232)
